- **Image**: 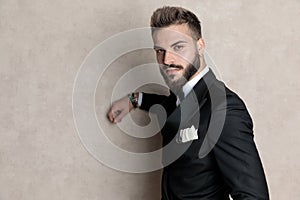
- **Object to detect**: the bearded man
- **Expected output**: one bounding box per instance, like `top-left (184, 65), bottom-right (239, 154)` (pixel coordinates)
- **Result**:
top-left (107, 6), bottom-right (269, 200)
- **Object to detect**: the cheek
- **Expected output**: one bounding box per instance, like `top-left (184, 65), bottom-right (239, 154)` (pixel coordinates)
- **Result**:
top-left (156, 54), bottom-right (164, 64)
top-left (176, 49), bottom-right (196, 66)
top-left (156, 55), bottom-right (164, 64)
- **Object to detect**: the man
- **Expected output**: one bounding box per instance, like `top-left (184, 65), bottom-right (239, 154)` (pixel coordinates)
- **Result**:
top-left (107, 6), bottom-right (269, 200)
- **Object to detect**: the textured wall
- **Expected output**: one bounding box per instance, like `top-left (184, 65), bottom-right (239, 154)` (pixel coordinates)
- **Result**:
top-left (1, 0), bottom-right (299, 199)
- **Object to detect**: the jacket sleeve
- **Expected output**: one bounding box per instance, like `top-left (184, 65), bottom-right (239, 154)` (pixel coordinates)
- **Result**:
top-left (212, 96), bottom-right (269, 200)
top-left (139, 92), bottom-right (171, 112)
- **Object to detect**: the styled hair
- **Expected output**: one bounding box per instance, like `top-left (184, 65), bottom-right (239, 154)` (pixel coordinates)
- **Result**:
top-left (150, 6), bottom-right (202, 39)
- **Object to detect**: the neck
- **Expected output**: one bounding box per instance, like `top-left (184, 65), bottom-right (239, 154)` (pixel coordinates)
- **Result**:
top-left (189, 57), bottom-right (207, 81)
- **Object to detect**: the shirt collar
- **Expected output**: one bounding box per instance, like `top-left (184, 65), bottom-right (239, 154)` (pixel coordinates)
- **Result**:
top-left (176, 66), bottom-right (209, 106)
top-left (183, 65), bottom-right (209, 97)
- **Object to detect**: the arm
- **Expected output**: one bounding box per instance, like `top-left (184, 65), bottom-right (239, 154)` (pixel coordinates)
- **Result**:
top-left (212, 97), bottom-right (269, 200)
top-left (107, 92), bottom-right (169, 123)
top-left (139, 92), bottom-right (170, 112)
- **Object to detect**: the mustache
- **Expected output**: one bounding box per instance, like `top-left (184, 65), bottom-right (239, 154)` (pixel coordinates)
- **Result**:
top-left (162, 64), bottom-right (184, 70)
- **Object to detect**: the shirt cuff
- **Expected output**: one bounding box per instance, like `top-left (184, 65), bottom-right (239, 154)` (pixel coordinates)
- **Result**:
top-left (137, 92), bottom-right (143, 107)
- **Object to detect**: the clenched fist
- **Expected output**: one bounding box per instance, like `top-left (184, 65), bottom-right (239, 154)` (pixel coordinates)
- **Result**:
top-left (107, 93), bottom-right (138, 123)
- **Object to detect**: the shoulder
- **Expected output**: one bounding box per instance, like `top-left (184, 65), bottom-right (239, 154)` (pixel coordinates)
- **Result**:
top-left (208, 78), bottom-right (249, 112)
top-left (208, 79), bottom-right (254, 134)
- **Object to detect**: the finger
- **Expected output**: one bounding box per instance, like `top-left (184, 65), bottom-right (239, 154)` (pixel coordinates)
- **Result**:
top-left (110, 105), bottom-right (118, 119)
top-left (110, 107), bottom-right (122, 123)
top-left (114, 109), bottom-right (128, 123)
top-left (107, 110), bottom-right (114, 123)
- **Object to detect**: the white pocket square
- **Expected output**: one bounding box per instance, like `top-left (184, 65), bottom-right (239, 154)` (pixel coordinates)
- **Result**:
top-left (176, 125), bottom-right (198, 143)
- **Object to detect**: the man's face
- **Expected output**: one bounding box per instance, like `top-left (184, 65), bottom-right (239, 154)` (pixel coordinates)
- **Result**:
top-left (152, 24), bottom-right (200, 94)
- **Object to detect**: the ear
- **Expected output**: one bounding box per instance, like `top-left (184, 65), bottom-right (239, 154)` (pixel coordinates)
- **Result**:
top-left (196, 38), bottom-right (205, 56)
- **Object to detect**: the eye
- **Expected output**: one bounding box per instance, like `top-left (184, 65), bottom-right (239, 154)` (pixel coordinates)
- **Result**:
top-left (174, 45), bottom-right (184, 51)
top-left (155, 48), bottom-right (165, 54)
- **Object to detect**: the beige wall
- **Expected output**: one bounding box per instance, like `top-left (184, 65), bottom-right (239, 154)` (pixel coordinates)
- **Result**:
top-left (1, 0), bottom-right (300, 199)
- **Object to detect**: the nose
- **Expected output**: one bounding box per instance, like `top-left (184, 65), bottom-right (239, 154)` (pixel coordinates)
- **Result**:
top-left (163, 50), bottom-right (175, 65)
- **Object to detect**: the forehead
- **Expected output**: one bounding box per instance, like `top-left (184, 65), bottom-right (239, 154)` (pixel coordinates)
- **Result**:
top-left (152, 24), bottom-right (195, 47)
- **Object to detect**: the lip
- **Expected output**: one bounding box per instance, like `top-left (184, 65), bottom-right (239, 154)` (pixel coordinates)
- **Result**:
top-left (166, 68), bottom-right (181, 75)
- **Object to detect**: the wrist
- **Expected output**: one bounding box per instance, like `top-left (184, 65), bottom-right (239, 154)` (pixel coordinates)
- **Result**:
top-left (128, 92), bottom-right (139, 109)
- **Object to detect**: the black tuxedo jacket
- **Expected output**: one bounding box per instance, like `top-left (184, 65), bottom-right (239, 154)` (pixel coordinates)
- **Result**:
top-left (140, 70), bottom-right (269, 200)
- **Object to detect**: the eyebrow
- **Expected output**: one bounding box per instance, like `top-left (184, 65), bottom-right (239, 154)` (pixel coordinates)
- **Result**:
top-left (153, 40), bottom-right (188, 49)
top-left (153, 45), bottom-right (163, 49)
top-left (171, 40), bottom-right (188, 47)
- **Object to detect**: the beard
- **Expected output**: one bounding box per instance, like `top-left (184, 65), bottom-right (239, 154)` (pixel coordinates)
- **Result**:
top-left (159, 54), bottom-right (200, 96)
